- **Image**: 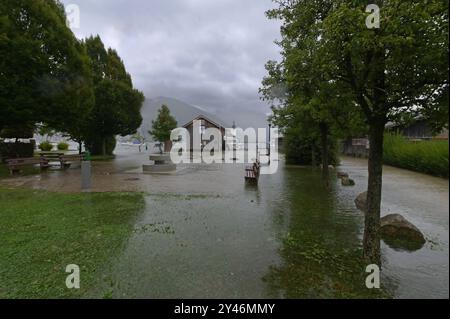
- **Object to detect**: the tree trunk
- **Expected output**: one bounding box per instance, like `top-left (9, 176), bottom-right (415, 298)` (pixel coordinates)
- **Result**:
top-left (320, 123), bottom-right (329, 185)
top-left (363, 121), bottom-right (385, 265)
top-left (164, 140), bottom-right (172, 153)
top-left (362, 41), bottom-right (387, 265)
top-left (78, 141), bottom-right (83, 155)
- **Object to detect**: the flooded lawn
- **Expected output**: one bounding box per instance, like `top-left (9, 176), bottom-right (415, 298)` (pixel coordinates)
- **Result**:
top-left (89, 165), bottom-right (380, 299)
top-left (1, 148), bottom-right (448, 298)
top-left (91, 154), bottom-right (448, 299)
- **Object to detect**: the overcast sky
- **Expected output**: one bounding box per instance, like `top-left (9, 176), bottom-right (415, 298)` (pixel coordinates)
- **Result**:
top-left (61, 0), bottom-right (281, 128)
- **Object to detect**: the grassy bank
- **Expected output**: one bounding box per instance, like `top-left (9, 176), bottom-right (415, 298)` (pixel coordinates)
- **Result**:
top-left (383, 134), bottom-right (449, 178)
top-left (0, 187), bottom-right (144, 298)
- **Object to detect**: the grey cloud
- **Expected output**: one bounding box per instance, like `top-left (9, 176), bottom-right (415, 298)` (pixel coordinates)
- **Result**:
top-left (62, 0), bottom-right (281, 128)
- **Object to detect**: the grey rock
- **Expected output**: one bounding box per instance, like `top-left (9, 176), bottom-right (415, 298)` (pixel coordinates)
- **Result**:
top-left (380, 214), bottom-right (426, 245)
top-left (355, 192), bottom-right (367, 212)
top-left (337, 171), bottom-right (349, 178)
top-left (341, 177), bottom-right (355, 186)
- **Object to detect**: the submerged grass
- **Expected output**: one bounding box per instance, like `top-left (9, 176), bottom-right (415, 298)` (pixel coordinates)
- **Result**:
top-left (262, 167), bottom-right (392, 299)
top-left (264, 233), bottom-right (390, 299)
top-left (383, 134), bottom-right (449, 178)
top-left (0, 187), bottom-right (144, 298)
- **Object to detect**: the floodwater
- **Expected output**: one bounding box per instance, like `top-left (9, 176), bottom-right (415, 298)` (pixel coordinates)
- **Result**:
top-left (1, 146), bottom-right (448, 298)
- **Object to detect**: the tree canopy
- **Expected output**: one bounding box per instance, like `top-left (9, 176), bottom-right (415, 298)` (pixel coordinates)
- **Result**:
top-left (261, 0), bottom-right (365, 178)
top-left (80, 35), bottom-right (144, 155)
top-left (0, 0), bottom-right (94, 137)
top-left (1, 2), bottom-right (143, 157)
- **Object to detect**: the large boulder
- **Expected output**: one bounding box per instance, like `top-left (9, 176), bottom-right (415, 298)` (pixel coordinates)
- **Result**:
top-left (354, 193), bottom-right (425, 251)
top-left (341, 177), bottom-right (355, 186)
top-left (380, 214), bottom-right (426, 247)
top-left (355, 192), bottom-right (367, 212)
top-left (337, 171), bottom-right (349, 178)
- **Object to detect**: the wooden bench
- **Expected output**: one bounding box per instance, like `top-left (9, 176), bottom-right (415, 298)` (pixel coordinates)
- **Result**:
top-left (58, 154), bottom-right (84, 169)
top-left (6, 157), bottom-right (51, 175)
top-left (245, 161), bottom-right (261, 184)
top-left (39, 152), bottom-right (64, 160)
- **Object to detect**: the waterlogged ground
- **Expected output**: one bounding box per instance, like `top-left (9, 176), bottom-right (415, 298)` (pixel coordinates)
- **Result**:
top-left (340, 158), bottom-right (449, 299)
top-left (88, 168), bottom-right (381, 299)
top-left (0, 146), bottom-right (448, 298)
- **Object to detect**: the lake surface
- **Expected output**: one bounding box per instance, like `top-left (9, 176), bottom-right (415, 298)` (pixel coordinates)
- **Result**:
top-left (83, 148), bottom-right (449, 299)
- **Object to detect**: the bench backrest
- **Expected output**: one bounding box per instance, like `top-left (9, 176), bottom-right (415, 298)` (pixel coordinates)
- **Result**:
top-left (39, 152), bottom-right (64, 159)
top-left (59, 154), bottom-right (84, 161)
top-left (6, 157), bottom-right (42, 165)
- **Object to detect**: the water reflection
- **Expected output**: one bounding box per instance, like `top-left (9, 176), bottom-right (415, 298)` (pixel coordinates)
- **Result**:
top-left (381, 236), bottom-right (425, 252)
top-left (244, 183), bottom-right (262, 205)
top-left (263, 166), bottom-right (389, 298)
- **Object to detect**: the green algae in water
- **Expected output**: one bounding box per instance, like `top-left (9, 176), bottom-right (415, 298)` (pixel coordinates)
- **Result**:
top-left (134, 222), bottom-right (175, 235)
top-left (264, 234), bottom-right (390, 298)
top-left (93, 167), bottom-right (393, 298)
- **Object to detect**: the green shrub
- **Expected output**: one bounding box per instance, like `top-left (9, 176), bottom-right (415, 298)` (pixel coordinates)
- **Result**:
top-left (0, 142), bottom-right (34, 160)
top-left (284, 126), bottom-right (338, 166)
top-left (57, 142), bottom-right (69, 151)
top-left (383, 133), bottom-right (449, 178)
top-left (38, 141), bottom-right (53, 152)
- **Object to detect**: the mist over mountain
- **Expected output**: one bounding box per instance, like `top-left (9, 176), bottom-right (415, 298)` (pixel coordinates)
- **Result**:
top-left (138, 96), bottom-right (269, 140)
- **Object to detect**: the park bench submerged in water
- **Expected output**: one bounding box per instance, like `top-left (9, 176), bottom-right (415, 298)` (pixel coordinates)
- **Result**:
top-left (40, 152), bottom-right (85, 168)
top-left (58, 154), bottom-right (85, 169)
top-left (39, 152), bottom-right (64, 161)
top-left (245, 160), bottom-right (261, 184)
top-left (6, 157), bottom-right (51, 175)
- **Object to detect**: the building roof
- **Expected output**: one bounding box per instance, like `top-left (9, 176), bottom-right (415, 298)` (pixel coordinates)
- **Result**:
top-left (182, 114), bottom-right (226, 129)
top-left (386, 115), bottom-right (428, 129)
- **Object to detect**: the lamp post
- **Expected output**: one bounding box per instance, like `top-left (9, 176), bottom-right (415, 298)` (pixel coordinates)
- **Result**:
top-left (268, 123), bottom-right (271, 165)
top-left (81, 151), bottom-right (91, 191)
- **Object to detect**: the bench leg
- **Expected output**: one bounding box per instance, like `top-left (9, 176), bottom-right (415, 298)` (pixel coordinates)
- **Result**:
top-left (61, 163), bottom-right (71, 169)
top-left (10, 168), bottom-right (20, 175)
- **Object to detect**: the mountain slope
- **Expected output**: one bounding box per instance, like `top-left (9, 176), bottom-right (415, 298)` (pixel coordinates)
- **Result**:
top-left (138, 96), bottom-right (229, 140)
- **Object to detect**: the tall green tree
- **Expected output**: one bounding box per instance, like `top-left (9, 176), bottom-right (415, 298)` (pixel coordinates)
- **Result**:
top-left (264, 0), bottom-right (448, 264)
top-left (261, 0), bottom-right (365, 183)
top-left (321, 0), bottom-right (448, 263)
top-left (149, 104), bottom-right (177, 153)
top-left (0, 0), bottom-right (94, 138)
top-left (84, 35), bottom-right (144, 156)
